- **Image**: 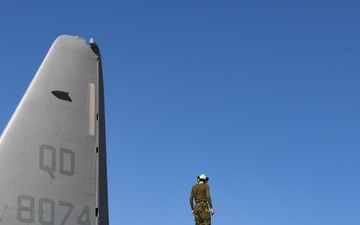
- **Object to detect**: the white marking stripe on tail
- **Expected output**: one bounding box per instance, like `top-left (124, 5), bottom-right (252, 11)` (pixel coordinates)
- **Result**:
top-left (89, 83), bottom-right (96, 136)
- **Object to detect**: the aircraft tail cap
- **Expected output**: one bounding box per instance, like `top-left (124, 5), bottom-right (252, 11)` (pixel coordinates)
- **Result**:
top-left (90, 38), bottom-right (98, 48)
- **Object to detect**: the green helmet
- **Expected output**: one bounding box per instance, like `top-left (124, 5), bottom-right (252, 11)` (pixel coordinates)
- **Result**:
top-left (197, 173), bottom-right (209, 183)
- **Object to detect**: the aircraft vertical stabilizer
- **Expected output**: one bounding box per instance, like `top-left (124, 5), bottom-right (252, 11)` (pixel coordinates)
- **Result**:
top-left (0, 35), bottom-right (109, 225)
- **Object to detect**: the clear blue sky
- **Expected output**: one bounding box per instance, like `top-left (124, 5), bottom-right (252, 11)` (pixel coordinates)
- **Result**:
top-left (1, 1), bottom-right (360, 224)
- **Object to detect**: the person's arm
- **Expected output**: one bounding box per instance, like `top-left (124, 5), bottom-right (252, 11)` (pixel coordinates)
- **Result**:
top-left (190, 187), bottom-right (195, 214)
top-left (206, 185), bottom-right (214, 215)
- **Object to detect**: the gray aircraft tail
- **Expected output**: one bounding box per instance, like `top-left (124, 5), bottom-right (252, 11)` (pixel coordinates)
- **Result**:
top-left (0, 35), bottom-right (109, 225)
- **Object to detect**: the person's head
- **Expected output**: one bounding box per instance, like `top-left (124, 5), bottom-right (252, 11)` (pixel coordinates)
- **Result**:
top-left (197, 173), bottom-right (209, 183)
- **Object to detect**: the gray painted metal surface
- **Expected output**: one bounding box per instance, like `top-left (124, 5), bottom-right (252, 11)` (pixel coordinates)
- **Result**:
top-left (0, 35), bottom-right (109, 225)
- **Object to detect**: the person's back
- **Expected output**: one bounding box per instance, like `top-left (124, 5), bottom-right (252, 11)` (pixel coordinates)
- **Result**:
top-left (190, 183), bottom-right (212, 205)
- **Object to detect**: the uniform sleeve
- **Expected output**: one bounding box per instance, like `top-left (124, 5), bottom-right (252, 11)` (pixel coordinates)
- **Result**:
top-left (206, 185), bottom-right (213, 208)
top-left (190, 187), bottom-right (195, 210)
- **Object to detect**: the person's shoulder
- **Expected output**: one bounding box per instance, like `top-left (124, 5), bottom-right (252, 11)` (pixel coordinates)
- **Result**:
top-left (203, 183), bottom-right (210, 189)
top-left (192, 183), bottom-right (199, 188)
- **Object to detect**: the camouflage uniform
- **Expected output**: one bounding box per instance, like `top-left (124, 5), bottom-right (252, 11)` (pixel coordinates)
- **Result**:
top-left (193, 202), bottom-right (211, 225)
top-left (190, 182), bottom-right (213, 225)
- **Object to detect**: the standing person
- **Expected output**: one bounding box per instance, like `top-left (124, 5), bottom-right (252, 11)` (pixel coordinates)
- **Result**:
top-left (190, 173), bottom-right (215, 225)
